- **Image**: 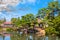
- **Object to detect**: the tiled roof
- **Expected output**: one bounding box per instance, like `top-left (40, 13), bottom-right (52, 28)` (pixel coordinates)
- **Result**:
top-left (4, 22), bottom-right (12, 24)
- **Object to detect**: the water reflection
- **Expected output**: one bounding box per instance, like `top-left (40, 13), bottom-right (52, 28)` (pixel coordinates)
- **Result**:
top-left (45, 36), bottom-right (48, 40)
top-left (0, 36), bottom-right (3, 40)
top-left (0, 33), bottom-right (60, 40)
top-left (27, 34), bottom-right (33, 40)
top-left (4, 36), bottom-right (10, 40)
top-left (0, 35), bottom-right (10, 40)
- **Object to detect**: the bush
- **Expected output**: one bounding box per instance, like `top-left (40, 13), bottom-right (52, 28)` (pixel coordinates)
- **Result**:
top-left (45, 27), bottom-right (57, 35)
top-left (6, 28), bottom-right (13, 32)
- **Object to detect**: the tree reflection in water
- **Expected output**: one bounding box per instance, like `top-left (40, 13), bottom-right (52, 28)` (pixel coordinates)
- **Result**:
top-left (0, 36), bottom-right (3, 40)
top-left (0, 33), bottom-right (60, 40)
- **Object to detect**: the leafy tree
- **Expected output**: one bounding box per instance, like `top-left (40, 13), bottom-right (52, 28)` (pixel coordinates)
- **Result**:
top-left (52, 16), bottom-right (60, 36)
top-left (11, 13), bottom-right (36, 28)
top-left (11, 18), bottom-right (17, 26)
top-left (10, 1), bottom-right (60, 36)
top-left (21, 13), bottom-right (36, 28)
top-left (37, 8), bottom-right (46, 19)
top-left (0, 18), bottom-right (6, 25)
top-left (45, 27), bottom-right (56, 35)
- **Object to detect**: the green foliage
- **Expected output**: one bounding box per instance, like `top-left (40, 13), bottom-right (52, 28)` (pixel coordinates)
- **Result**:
top-left (11, 17), bottom-right (21, 27)
top-left (11, 13), bottom-right (36, 28)
top-left (52, 16), bottom-right (60, 36)
top-left (10, 1), bottom-right (60, 36)
top-left (37, 8), bottom-right (46, 19)
top-left (37, 1), bottom-right (60, 36)
top-left (21, 13), bottom-right (36, 27)
top-left (45, 27), bottom-right (56, 35)
top-left (48, 1), bottom-right (59, 9)
top-left (0, 18), bottom-right (6, 25)
top-left (6, 28), bottom-right (13, 32)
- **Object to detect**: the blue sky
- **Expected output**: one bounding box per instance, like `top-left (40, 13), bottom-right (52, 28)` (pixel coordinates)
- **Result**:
top-left (0, 0), bottom-right (59, 21)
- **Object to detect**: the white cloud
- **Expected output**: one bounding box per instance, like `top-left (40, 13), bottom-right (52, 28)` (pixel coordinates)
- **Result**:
top-left (27, 0), bottom-right (36, 3)
top-left (20, 0), bottom-right (26, 4)
top-left (0, 0), bottom-right (36, 11)
top-left (20, 0), bottom-right (36, 4)
top-left (0, 0), bottom-right (36, 7)
top-left (0, 0), bottom-right (21, 11)
top-left (0, 0), bottom-right (20, 6)
top-left (54, 0), bottom-right (57, 1)
top-left (0, 12), bottom-right (2, 14)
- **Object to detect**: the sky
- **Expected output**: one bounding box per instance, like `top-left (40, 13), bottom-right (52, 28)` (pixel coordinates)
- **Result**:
top-left (0, 0), bottom-right (59, 21)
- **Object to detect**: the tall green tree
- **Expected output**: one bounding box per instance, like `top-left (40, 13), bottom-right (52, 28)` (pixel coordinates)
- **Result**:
top-left (0, 18), bottom-right (6, 25)
top-left (21, 13), bottom-right (36, 27)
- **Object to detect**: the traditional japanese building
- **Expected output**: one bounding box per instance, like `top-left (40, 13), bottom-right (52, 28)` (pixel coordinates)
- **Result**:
top-left (1, 22), bottom-right (14, 28)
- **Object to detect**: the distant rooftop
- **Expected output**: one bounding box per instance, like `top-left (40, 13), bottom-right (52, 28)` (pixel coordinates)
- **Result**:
top-left (4, 22), bottom-right (12, 24)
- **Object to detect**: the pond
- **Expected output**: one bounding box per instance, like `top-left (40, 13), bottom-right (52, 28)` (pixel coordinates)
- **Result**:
top-left (0, 33), bottom-right (60, 40)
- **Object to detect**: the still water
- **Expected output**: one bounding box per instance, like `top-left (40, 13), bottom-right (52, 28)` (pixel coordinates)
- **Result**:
top-left (0, 33), bottom-right (60, 40)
